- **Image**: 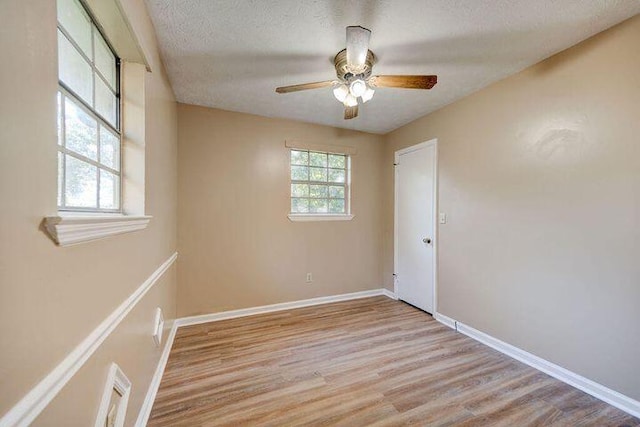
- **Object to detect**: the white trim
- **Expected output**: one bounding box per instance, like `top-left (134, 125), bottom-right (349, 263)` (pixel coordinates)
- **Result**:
top-left (44, 214), bottom-right (152, 246)
top-left (84, 0), bottom-right (151, 71)
top-left (393, 139), bottom-right (438, 314)
top-left (139, 294), bottom-right (640, 423)
top-left (437, 313), bottom-right (640, 419)
top-left (381, 288), bottom-right (398, 300)
top-left (94, 363), bottom-right (131, 427)
top-left (177, 289), bottom-right (385, 327)
top-left (135, 321), bottom-right (178, 427)
top-left (0, 252), bottom-right (177, 427)
top-left (288, 214), bottom-right (354, 222)
top-left (392, 148), bottom-right (398, 298)
top-left (394, 140), bottom-right (438, 157)
top-left (285, 140), bottom-right (358, 156)
top-left (434, 312), bottom-right (457, 330)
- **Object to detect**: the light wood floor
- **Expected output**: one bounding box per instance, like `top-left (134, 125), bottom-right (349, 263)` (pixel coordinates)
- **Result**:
top-left (148, 297), bottom-right (638, 426)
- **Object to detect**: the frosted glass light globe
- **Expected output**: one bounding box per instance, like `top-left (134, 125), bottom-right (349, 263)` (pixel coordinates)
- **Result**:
top-left (344, 93), bottom-right (358, 107)
top-left (333, 84), bottom-right (349, 102)
top-left (361, 86), bottom-right (375, 103)
top-left (349, 79), bottom-right (367, 97)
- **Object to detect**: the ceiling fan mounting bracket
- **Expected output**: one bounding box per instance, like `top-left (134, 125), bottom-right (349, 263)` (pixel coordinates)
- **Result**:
top-left (334, 49), bottom-right (376, 82)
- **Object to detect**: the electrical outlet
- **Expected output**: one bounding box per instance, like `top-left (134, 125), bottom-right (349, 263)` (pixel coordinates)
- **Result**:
top-left (306, 273), bottom-right (313, 283)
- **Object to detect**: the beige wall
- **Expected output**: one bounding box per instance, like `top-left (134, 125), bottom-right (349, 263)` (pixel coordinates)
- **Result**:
top-left (0, 0), bottom-right (178, 425)
top-left (34, 266), bottom-right (176, 426)
top-left (177, 105), bottom-right (384, 316)
top-left (2, 0), bottom-right (638, 422)
top-left (383, 15), bottom-right (640, 400)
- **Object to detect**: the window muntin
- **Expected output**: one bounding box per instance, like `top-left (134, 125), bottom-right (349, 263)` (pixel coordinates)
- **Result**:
top-left (290, 150), bottom-right (350, 214)
top-left (57, 0), bottom-right (121, 212)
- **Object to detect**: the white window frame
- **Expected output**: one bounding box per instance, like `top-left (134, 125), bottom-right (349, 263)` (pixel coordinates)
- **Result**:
top-left (288, 149), bottom-right (354, 222)
top-left (45, 0), bottom-right (151, 246)
top-left (57, 0), bottom-right (122, 213)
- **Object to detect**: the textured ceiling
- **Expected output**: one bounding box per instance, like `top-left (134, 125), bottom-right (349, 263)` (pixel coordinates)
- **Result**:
top-left (145, 1), bottom-right (639, 134)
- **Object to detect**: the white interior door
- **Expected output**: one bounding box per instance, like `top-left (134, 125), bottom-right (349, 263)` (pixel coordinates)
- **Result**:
top-left (395, 141), bottom-right (436, 314)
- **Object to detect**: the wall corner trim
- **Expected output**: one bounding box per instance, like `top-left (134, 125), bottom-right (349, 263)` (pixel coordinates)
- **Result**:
top-left (434, 312), bottom-right (640, 419)
top-left (0, 252), bottom-right (178, 427)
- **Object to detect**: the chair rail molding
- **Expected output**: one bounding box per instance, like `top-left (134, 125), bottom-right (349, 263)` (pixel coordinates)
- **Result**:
top-left (0, 252), bottom-right (177, 427)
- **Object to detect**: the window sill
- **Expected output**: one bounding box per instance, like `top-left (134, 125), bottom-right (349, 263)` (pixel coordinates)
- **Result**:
top-left (287, 214), bottom-right (354, 222)
top-left (44, 213), bottom-right (152, 246)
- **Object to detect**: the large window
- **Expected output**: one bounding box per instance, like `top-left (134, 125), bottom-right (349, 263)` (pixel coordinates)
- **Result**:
top-left (290, 150), bottom-right (350, 214)
top-left (57, 0), bottom-right (121, 212)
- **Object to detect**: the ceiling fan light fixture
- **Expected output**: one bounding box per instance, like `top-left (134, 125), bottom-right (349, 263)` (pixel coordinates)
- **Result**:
top-left (332, 84), bottom-right (349, 102)
top-left (361, 86), bottom-right (375, 103)
top-left (344, 93), bottom-right (358, 107)
top-left (349, 78), bottom-right (367, 98)
top-left (273, 26), bottom-right (438, 121)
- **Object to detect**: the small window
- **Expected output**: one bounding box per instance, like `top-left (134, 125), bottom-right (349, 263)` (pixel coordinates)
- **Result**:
top-left (290, 150), bottom-right (350, 215)
top-left (57, 0), bottom-right (121, 212)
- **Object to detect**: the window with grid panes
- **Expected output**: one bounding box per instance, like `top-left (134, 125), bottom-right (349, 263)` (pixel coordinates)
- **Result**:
top-left (290, 150), bottom-right (350, 214)
top-left (57, 0), bottom-right (121, 212)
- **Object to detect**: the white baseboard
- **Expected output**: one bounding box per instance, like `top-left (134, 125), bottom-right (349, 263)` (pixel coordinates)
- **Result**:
top-left (135, 320), bottom-right (179, 427)
top-left (435, 312), bottom-right (640, 419)
top-left (0, 252), bottom-right (178, 427)
top-left (434, 312), bottom-right (457, 330)
top-left (381, 288), bottom-right (398, 300)
top-left (141, 295), bottom-right (640, 423)
top-left (177, 288), bottom-right (387, 327)
top-left (136, 288), bottom-right (394, 423)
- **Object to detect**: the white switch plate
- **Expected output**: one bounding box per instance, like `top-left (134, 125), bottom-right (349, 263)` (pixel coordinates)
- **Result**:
top-left (94, 363), bottom-right (131, 427)
top-left (306, 273), bottom-right (313, 283)
top-left (439, 213), bottom-right (447, 224)
top-left (152, 307), bottom-right (164, 347)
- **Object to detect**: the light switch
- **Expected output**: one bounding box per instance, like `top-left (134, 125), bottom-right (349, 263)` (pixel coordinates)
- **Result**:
top-left (439, 213), bottom-right (447, 224)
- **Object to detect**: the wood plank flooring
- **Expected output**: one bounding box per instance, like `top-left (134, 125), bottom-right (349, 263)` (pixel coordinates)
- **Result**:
top-left (148, 297), bottom-right (638, 426)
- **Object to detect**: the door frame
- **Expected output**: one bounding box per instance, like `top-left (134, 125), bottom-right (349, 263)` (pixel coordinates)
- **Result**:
top-left (393, 138), bottom-right (439, 314)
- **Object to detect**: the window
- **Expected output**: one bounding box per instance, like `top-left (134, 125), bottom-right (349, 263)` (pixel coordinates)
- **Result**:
top-left (45, 0), bottom-right (152, 245)
top-left (57, 0), bottom-right (121, 212)
top-left (290, 150), bottom-right (350, 215)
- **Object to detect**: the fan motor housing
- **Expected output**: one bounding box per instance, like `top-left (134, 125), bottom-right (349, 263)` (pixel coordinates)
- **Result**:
top-left (334, 49), bottom-right (376, 81)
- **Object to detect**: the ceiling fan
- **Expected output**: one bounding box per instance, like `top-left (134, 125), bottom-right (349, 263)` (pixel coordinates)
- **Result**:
top-left (275, 26), bottom-right (437, 120)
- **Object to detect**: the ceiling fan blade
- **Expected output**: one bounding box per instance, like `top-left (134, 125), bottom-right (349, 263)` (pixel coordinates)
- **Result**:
top-left (344, 105), bottom-right (358, 120)
top-left (275, 80), bottom-right (334, 94)
top-left (346, 26), bottom-right (371, 71)
top-left (370, 75), bottom-right (438, 89)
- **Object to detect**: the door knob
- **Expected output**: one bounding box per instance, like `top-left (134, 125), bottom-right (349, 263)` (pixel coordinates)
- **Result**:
top-left (422, 237), bottom-right (432, 244)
